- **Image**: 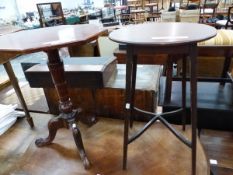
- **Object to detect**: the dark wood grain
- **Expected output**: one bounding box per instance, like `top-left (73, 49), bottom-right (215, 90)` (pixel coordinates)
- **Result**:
top-left (0, 24), bottom-right (108, 168)
top-left (109, 22), bottom-right (216, 175)
top-left (33, 64), bottom-right (161, 121)
top-left (0, 24), bottom-right (107, 54)
top-left (25, 57), bottom-right (117, 88)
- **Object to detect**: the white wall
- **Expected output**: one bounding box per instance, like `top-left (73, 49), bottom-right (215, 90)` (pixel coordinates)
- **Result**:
top-left (93, 0), bottom-right (104, 8)
top-left (0, 0), bottom-right (20, 22)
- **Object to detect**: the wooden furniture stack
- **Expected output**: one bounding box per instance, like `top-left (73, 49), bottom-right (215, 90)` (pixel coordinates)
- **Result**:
top-left (127, 0), bottom-right (146, 23)
top-left (144, 0), bottom-right (159, 12)
top-left (144, 0), bottom-right (160, 21)
top-left (127, 0), bottom-right (143, 10)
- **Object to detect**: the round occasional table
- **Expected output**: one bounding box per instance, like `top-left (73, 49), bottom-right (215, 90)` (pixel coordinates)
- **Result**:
top-left (109, 22), bottom-right (216, 175)
top-left (0, 24), bottom-right (107, 169)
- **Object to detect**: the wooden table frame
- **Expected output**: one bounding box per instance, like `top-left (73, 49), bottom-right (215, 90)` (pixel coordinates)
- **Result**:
top-left (109, 23), bottom-right (216, 175)
top-left (0, 25), bottom-right (107, 169)
top-left (113, 45), bottom-right (233, 103)
top-left (124, 44), bottom-right (198, 174)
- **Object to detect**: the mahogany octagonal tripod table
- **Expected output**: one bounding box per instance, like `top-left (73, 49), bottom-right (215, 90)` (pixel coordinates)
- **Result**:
top-left (109, 22), bottom-right (216, 175)
top-left (0, 24), bottom-right (107, 169)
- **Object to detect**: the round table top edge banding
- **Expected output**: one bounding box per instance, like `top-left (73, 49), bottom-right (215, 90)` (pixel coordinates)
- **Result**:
top-left (109, 23), bottom-right (217, 46)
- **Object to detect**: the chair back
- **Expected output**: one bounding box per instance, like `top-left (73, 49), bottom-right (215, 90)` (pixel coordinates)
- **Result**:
top-left (199, 0), bottom-right (221, 20)
top-left (37, 2), bottom-right (66, 28)
top-left (180, 0), bottom-right (201, 9)
top-left (144, 0), bottom-right (158, 4)
top-left (201, 0), bottom-right (220, 9)
top-left (226, 6), bottom-right (233, 28)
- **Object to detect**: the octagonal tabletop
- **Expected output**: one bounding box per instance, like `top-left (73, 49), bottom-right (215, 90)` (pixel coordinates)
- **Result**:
top-left (0, 24), bottom-right (107, 54)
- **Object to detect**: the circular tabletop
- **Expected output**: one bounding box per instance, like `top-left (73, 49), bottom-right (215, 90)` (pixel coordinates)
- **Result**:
top-left (109, 22), bottom-right (217, 46)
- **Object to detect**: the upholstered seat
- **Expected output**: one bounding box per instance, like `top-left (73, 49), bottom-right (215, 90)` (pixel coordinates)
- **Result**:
top-left (177, 29), bottom-right (233, 77)
top-left (198, 29), bottom-right (233, 46)
top-left (198, 29), bottom-right (233, 76)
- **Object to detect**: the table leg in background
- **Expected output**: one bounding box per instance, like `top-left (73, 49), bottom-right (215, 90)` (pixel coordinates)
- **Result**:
top-left (3, 61), bottom-right (34, 128)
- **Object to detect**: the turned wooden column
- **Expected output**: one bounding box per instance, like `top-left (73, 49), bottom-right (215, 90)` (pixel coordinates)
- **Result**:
top-left (46, 49), bottom-right (72, 113)
top-left (35, 49), bottom-right (90, 169)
